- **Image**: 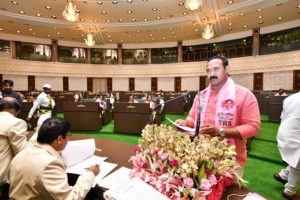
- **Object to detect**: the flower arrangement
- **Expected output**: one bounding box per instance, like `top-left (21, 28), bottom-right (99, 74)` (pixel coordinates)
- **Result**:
top-left (130, 125), bottom-right (244, 200)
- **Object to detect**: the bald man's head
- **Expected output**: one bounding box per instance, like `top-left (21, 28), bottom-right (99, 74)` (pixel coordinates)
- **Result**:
top-left (0, 97), bottom-right (21, 113)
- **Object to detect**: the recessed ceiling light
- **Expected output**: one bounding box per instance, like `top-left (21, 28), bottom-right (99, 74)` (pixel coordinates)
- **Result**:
top-left (128, 35), bottom-right (132, 38)
top-left (80, 18), bottom-right (85, 21)
top-left (11, 1), bottom-right (18, 5)
top-left (57, 32), bottom-right (60, 35)
top-left (19, 11), bottom-right (25, 14)
top-left (277, 16), bottom-right (283, 20)
top-left (107, 35), bottom-right (111, 38)
top-left (141, 39), bottom-right (144, 42)
top-left (119, 18), bottom-right (123, 22)
top-left (257, 15), bottom-right (263, 19)
top-left (243, 25), bottom-right (248, 28)
top-left (257, 8), bottom-right (263, 12)
top-left (127, 10), bottom-right (133, 14)
top-left (156, 16), bottom-right (161, 19)
top-left (36, 13), bottom-right (42, 17)
top-left (258, 21), bottom-right (264, 24)
top-left (152, 8), bottom-right (157, 11)
top-left (120, 39), bottom-right (123, 42)
top-left (16, 30), bottom-right (20, 33)
top-left (173, 36), bottom-right (177, 39)
top-left (225, 17), bottom-right (229, 20)
top-left (171, 32), bottom-right (175, 35)
top-left (53, 27), bottom-right (57, 30)
top-left (106, 19), bottom-right (111, 23)
top-left (239, 13), bottom-right (244, 16)
top-left (32, 33), bottom-right (36, 35)
top-left (227, 1), bottom-right (234, 4)
top-left (136, 30), bottom-right (140, 33)
top-left (45, 6), bottom-right (51, 10)
top-left (94, 19), bottom-right (98, 22)
top-left (29, 28), bottom-right (32, 31)
top-left (81, 34), bottom-right (84, 37)
top-left (151, 38), bottom-right (154, 41)
top-left (109, 40), bottom-right (113, 42)
top-left (112, 1), bottom-right (118, 4)
top-left (47, 34), bottom-right (51, 37)
top-left (130, 39), bottom-right (134, 42)
top-left (194, 29), bottom-right (198, 32)
top-left (150, 34), bottom-right (153, 37)
top-left (181, 25), bottom-right (184, 28)
top-left (144, 18), bottom-right (148, 21)
top-left (0, 28), bottom-right (3, 31)
top-left (298, 5), bottom-right (300, 8)
top-left (228, 22), bottom-right (232, 26)
top-left (97, 1), bottom-right (103, 5)
top-left (178, 2), bottom-right (184, 6)
top-left (51, 15), bottom-right (57, 19)
top-left (131, 18), bottom-right (136, 22)
top-left (183, 12), bottom-right (188, 15)
top-left (169, 27), bottom-right (173, 30)
top-left (162, 37), bottom-right (166, 40)
top-left (101, 11), bottom-right (107, 14)
top-left (127, 0), bottom-right (133, 2)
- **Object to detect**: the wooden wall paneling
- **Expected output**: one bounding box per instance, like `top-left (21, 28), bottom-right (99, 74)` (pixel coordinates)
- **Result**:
top-left (293, 70), bottom-right (300, 91)
top-left (0, 74), bottom-right (2, 84)
top-left (107, 78), bottom-right (112, 92)
top-left (199, 76), bottom-right (207, 91)
top-left (253, 72), bottom-right (263, 90)
top-left (174, 77), bottom-right (181, 92)
top-left (129, 77), bottom-right (135, 91)
top-left (87, 77), bottom-right (93, 92)
top-left (151, 77), bottom-right (157, 91)
top-left (28, 75), bottom-right (35, 91)
top-left (63, 77), bottom-right (69, 91)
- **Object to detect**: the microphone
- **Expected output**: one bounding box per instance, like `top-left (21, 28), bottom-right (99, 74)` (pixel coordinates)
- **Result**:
top-left (191, 91), bottom-right (201, 141)
top-left (148, 92), bottom-right (190, 125)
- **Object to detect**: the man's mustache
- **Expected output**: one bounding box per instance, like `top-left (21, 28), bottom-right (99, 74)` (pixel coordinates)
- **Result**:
top-left (210, 76), bottom-right (218, 80)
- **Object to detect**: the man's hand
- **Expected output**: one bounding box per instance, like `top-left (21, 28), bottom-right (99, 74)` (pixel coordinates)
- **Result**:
top-left (175, 119), bottom-right (188, 126)
top-left (200, 124), bottom-right (220, 137)
top-left (88, 164), bottom-right (100, 176)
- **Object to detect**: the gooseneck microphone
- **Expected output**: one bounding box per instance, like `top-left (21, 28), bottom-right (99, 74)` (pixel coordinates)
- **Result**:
top-left (147, 91), bottom-right (190, 125)
top-left (191, 91), bottom-right (201, 141)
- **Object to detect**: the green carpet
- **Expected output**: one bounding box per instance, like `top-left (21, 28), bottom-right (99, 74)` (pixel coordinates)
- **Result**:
top-left (68, 113), bottom-right (299, 199)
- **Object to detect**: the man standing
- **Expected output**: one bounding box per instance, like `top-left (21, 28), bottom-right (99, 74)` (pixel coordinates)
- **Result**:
top-left (27, 84), bottom-right (55, 126)
top-left (274, 92), bottom-right (300, 200)
top-left (0, 97), bottom-right (27, 199)
top-left (8, 117), bottom-right (100, 200)
top-left (0, 80), bottom-right (21, 103)
top-left (176, 55), bottom-right (260, 167)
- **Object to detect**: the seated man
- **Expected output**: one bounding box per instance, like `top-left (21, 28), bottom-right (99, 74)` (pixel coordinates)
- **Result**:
top-left (128, 95), bottom-right (138, 103)
top-left (275, 88), bottom-right (288, 96)
top-left (8, 117), bottom-right (100, 200)
top-left (0, 80), bottom-right (21, 104)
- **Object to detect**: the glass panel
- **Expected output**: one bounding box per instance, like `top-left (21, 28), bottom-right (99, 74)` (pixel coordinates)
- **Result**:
top-left (58, 46), bottom-right (87, 63)
top-left (151, 47), bottom-right (178, 64)
top-left (122, 49), bottom-right (148, 64)
top-left (91, 49), bottom-right (118, 64)
top-left (16, 42), bottom-right (51, 61)
top-left (0, 39), bottom-right (11, 53)
top-left (260, 26), bottom-right (300, 55)
top-left (182, 37), bottom-right (252, 62)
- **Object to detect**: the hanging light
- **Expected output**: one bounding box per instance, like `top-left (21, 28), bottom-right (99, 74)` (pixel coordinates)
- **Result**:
top-left (185, 0), bottom-right (202, 11)
top-left (62, 0), bottom-right (79, 22)
top-left (202, 24), bottom-right (214, 40)
top-left (84, 33), bottom-right (95, 46)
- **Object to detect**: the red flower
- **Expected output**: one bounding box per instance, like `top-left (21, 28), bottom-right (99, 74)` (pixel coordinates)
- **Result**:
top-left (152, 150), bottom-right (159, 156)
top-left (133, 146), bottom-right (141, 153)
top-left (170, 159), bottom-right (178, 167)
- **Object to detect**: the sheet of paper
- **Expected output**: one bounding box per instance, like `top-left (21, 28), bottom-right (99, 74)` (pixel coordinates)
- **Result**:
top-left (66, 155), bottom-right (107, 174)
top-left (98, 167), bottom-right (131, 189)
top-left (61, 139), bottom-right (96, 167)
top-left (166, 117), bottom-right (195, 132)
top-left (94, 161), bottom-right (117, 187)
top-left (243, 192), bottom-right (267, 200)
top-left (104, 177), bottom-right (170, 200)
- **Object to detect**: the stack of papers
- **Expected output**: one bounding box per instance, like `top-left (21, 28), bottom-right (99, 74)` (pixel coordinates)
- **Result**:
top-left (98, 167), bottom-right (131, 189)
top-left (104, 177), bottom-right (170, 200)
top-left (166, 117), bottom-right (195, 132)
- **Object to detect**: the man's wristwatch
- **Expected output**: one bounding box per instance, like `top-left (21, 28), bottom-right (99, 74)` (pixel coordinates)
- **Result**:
top-left (219, 127), bottom-right (225, 137)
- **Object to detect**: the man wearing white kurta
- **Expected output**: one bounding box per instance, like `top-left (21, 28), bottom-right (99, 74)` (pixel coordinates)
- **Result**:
top-left (275, 92), bottom-right (300, 199)
top-left (27, 84), bottom-right (55, 126)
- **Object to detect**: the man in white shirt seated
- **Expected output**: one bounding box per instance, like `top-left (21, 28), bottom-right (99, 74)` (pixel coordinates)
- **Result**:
top-left (275, 88), bottom-right (288, 96)
top-left (128, 95), bottom-right (138, 103)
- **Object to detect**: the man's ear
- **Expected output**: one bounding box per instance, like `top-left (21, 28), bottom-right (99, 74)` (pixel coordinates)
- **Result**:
top-left (57, 135), bottom-right (64, 144)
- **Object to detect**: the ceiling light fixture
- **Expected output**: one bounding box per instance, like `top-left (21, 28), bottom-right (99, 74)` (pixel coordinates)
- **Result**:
top-left (84, 33), bottom-right (95, 46)
top-left (185, 0), bottom-right (202, 11)
top-left (62, 0), bottom-right (79, 22)
top-left (202, 24), bottom-right (214, 39)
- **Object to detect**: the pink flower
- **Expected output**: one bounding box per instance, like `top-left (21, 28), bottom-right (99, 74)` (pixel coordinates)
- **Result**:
top-left (170, 159), bottom-right (178, 167)
top-left (160, 152), bottom-right (169, 160)
top-left (208, 175), bottom-right (217, 186)
top-left (144, 149), bottom-right (150, 154)
top-left (133, 145), bottom-right (141, 153)
top-left (152, 150), bottom-right (159, 156)
top-left (183, 177), bottom-right (194, 189)
top-left (200, 179), bottom-right (212, 191)
top-left (163, 167), bottom-right (168, 173)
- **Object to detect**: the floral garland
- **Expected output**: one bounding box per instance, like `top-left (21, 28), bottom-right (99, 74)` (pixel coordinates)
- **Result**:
top-left (129, 125), bottom-right (244, 200)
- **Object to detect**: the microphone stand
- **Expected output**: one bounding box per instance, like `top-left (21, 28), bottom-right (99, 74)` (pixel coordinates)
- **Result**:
top-left (147, 92), bottom-right (190, 125)
top-left (191, 91), bottom-right (201, 141)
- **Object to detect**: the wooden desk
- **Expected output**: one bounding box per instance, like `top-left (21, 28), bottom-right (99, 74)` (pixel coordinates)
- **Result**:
top-left (70, 135), bottom-right (259, 200)
top-left (113, 103), bottom-right (151, 134)
top-left (164, 94), bottom-right (186, 114)
top-left (268, 96), bottom-right (287, 122)
top-left (18, 102), bottom-right (38, 130)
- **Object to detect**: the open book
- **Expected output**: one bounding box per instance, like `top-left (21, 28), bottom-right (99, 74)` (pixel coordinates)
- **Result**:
top-left (104, 177), bottom-right (170, 200)
top-left (61, 139), bottom-right (117, 187)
